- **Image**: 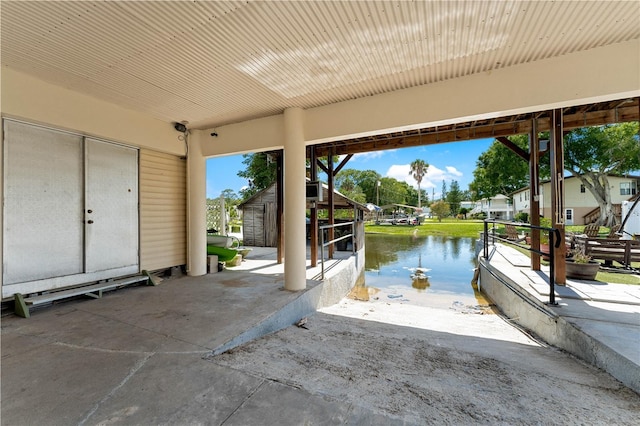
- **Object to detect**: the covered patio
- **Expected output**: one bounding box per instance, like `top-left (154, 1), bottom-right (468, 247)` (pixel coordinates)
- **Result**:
top-left (2, 1), bottom-right (638, 301)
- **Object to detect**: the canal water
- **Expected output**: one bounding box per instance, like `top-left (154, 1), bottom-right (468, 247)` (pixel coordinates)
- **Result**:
top-left (354, 233), bottom-right (491, 310)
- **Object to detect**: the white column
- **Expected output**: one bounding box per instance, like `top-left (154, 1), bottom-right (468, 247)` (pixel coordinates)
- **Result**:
top-left (187, 130), bottom-right (207, 276)
top-left (283, 108), bottom-right (307, 291)
top-left (0, 122), bottom-right (3, 290)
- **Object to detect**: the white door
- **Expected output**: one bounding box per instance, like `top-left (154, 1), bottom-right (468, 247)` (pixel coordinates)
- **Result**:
top-left (3, 121), bottom-right (84, 285)
top-left (565, 208), bottom-right (574, 225)
top-left (85, 139), bottom-right (139, 273)
top-left (3, 121), bottom-right (139, 297)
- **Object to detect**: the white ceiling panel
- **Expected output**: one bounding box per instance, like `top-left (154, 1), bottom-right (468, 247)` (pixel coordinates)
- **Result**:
top-left (2, 1), bottom-right (639, 129)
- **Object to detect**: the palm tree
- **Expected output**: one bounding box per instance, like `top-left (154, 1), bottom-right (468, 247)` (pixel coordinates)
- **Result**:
top-left (409, 159), bottom-right (429, 208)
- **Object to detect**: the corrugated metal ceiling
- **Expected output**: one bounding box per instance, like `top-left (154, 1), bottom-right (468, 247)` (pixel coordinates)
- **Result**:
top-left (2, 1), bottom-right (639, 129)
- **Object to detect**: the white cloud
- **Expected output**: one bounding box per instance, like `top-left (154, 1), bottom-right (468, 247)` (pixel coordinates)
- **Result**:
top-left (386, 163), bottom-right (464, 193)
top-left (446, 166), bottom-right (463, 177)
top-left (386, 164), bottom-right (412, 184)
top-left (351, 150), bottom-right (395, 162)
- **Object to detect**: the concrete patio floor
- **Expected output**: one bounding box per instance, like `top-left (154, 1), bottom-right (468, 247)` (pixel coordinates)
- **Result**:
top-left (1, 245), bottom-right (639, 425)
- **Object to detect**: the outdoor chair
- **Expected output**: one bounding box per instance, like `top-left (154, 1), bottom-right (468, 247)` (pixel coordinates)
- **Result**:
top-left (607, 224), bottom-right (621, 239)
top-left (505, 224), bottom-right (526, 243)
top-left (583, 223), bottom-right (600, 238)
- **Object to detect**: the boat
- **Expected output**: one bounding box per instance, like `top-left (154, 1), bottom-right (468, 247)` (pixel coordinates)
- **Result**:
top-left (207, 245), bottom-right (238, 262)
top-left (206, 234), bottom-right (240, 248)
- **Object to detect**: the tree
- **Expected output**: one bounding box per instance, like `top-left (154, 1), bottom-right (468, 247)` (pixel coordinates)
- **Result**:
top-left (335, 175), bottom-right (367, 204)
top-left (220, 189), bottom-right (241, 222)
top-left (378, 177), bottom-right (408, 206)
top-left (446, 180), bottom-right (464, 216)
top-left (409, 159), bottom-right (429, 208)
top-left (430, 200), bottom-right (450, 222)
top-left (237, 152), bottom-right (277, 200)
top-left (564, 123), bottom-right (640, 227)
top-left (406, 185), bottom-right (428, 208)
top-left (221, 189), bottom-right (239, 203)
top-left (471, 136), bottom-right (530, 199)
top-left (441, 180), bottom-right (447, 201)
top-left (335, 169), bottom-right (381, 203)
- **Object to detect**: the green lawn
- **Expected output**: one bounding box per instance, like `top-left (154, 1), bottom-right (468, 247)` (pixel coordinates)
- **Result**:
top-left (365, 219), bottom-right (485, 238)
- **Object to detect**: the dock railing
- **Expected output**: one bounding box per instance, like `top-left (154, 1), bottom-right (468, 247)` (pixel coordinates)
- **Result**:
top-left (483, 219), bottom-right (561, 305)
top-left (319, 221), bottom-right (355, 280)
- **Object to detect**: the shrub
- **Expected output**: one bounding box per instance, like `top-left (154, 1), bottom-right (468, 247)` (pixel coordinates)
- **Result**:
top-left (515, 212), bottom-right (529, 223)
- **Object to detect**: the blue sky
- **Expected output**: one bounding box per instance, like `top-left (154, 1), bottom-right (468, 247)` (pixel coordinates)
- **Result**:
top-left (206, 138), bottom-right (495, 200)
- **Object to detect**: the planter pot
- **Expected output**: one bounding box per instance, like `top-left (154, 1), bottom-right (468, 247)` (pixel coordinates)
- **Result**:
top-left (540, 243), bottom-right (550, 260)
top-left (566, 259), bottom-right (600, 280)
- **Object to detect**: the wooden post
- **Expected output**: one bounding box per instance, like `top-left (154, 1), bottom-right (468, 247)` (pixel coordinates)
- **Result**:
top-left (529, 119), bottom-right (541, 270)
top-left (550, 109), bottom-right (566, 284)
top-left (309, 148), bottom-right (318, 267)
top-left (327, 148), bottom-right (335, 259)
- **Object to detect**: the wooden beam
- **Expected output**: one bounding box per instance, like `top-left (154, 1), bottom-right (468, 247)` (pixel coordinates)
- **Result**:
top-left (316, 159), bottom-right (329, 175)
top-left (312, 99), bottom-right (639, 157)
top-left (310, 147), bottom-right (318, 267)
top-left (529, 120), bottom-right (541, 271)
top-left (327, 148), bottom-right (335, 259)
top-left (333, 153), bottom-right (353, 175)
top-left (496, 136), bottom-right (529, 162)
top-left (550, 109), bottom-right (566, 285)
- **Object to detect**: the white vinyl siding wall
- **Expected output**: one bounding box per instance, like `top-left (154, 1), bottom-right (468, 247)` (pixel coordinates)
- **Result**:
top-left (139, 150), bottom-right (187, 271)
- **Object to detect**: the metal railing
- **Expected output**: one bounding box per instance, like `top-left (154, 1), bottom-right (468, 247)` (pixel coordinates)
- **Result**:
top-left (483, 219), bottom-right (561, 305)
top-left (319, 221), bottom-right (356, 280)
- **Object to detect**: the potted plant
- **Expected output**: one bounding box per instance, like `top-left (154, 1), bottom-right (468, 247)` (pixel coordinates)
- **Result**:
top-left (566, 246), bottom-right (600, 280)
top-left (538, 217), bottom-right (552, 259)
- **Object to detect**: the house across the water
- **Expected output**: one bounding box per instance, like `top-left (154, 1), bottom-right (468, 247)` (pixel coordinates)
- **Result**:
top-left (511, 175), bottom-right (639, 225)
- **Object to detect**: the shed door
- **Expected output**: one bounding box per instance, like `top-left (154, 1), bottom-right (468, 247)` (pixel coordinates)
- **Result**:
top-left (244, 206), bottom-right (265, 247)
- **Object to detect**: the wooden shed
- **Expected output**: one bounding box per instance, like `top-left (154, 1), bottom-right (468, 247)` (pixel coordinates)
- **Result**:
top-left (239, 183), bottom-right (278, 247)
top-left (239, 181), bottom-right (368, 247)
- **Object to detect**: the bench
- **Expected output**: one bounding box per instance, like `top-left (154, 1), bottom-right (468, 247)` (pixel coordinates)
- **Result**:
top-left (14, 273), bottom-right (153, 318)
top-left (575, 237), bottom-right (640, 269)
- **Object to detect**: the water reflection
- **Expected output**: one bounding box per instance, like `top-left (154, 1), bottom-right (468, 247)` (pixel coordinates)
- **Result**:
top-left (410, 271), bottom-right (430, 290)
top-left (364, 234), bottom-right (478, 298)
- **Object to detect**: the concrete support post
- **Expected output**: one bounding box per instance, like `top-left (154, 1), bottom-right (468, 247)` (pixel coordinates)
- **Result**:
top-left (283, 108), bottom-right (307, 291)
top-left (276, 152), bottom-right (284, 264)
top-left (187, 130), bottom-right (207, 276)
top-left (0, 123), bottom-right (3, 290)
top-left (309, 148), bottom-right (318, 267)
